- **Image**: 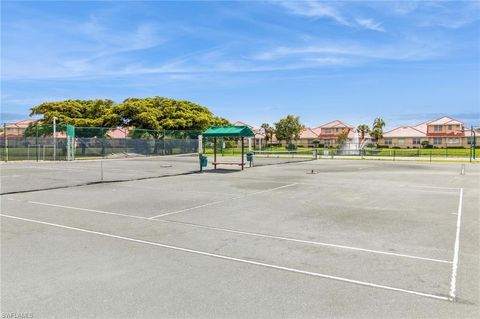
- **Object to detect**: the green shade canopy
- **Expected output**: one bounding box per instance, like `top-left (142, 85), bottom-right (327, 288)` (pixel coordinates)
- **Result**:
top-left (202, 126), bottom-right (255, 138)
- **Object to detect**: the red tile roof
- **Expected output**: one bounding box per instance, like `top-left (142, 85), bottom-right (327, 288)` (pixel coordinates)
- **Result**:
top-left (428, 116), bottom-right (463, 126)
top-left (318, 120), bottom-right (353, 129)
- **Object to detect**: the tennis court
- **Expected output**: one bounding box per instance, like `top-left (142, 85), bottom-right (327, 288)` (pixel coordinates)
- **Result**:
top-left (1, 158), bottom-right (479, 318)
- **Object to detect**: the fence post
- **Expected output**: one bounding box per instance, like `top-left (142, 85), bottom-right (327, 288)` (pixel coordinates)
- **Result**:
top-left (53, 117), bottom-right (57, 161)
top-left (393, 149), bottom-right (396, 161)
top-left (35, 124), bottom-right (39, 162)
top-left (124, 128), bottom-right (128, 156)
top-left (3, 123), bottom-right (7, 162)
top-left (163, 130), bottom-right (166, 156)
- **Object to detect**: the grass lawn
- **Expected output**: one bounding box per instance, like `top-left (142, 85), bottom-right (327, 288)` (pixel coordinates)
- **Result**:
top-left (363, 147), bottom-right (477, 158)
top-left (2, 144), bottom-right (477, 161)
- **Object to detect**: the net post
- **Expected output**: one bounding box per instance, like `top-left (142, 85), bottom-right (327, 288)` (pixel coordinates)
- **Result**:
top-left (198, 134), bottom-right (203, 172)
top-left (214, 137), bottom-right (217, 169)
top-left (241, 137), bottom-right (244, 171)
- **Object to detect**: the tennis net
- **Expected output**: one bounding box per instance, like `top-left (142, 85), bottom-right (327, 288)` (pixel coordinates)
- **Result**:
top-left (251, 149), bottom-right (317, 166)
top-left (0, 154), bottom-right (200, 194)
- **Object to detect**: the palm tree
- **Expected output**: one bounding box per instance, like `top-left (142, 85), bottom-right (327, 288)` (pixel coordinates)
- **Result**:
top-left (371, 118), bottom-right (386, 142)
top-left (373, 118), bottom-right (385, 130)
top-left (260, 123), bottom-right (273, 147)
top-left (357, 124), bottom-right (370, 140)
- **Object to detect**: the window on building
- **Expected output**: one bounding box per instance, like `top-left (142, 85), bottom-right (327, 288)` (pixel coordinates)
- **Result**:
top-left (325, 128), bottom-right (332, 134)
top-left (433, 137), bottom-right (443, 145)
top-left (447, 138), bottom-right (459, 144)
top-left (385, 139), bottom-right (392, 145)
top-left (448, 125), bottom-right (453, 130)
top-left (434, 125), bottom-right (443, 132)
top-left (412, 138), bottom-right (421, 145)
top-left (398, 138), bottom-right (405, 145)
top-left (468, 137), bottom-right (475, 144)
top-left (324, 139), bottom-right (331, 145)
top-left (335, 128), bottom-right (339, 132)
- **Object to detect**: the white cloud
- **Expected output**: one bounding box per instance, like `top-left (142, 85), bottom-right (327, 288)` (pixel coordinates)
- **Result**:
top-left (355, 18), bottom-right (385, 32)
top-left (2, 15), bottom-right (165, 80)
top-left (252, 39), bottom-right (443, 63)
top-left (276, 0), bottom-right (349, 25)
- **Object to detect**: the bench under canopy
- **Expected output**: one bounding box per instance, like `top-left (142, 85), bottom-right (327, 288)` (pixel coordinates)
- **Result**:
top-left (201, 126), bottom-right (255, 170)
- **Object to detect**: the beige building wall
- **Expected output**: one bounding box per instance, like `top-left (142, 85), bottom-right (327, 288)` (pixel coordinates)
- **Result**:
top-left (379, 136), bottom-right (470, 148)
top-left (427, 124), bottom-right (463, 135)
top-left (379, 137), bottom-right (427, 148)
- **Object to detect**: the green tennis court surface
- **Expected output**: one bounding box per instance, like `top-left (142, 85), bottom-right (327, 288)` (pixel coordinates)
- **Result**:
top-left (1, 159), bottom-right (479, 318)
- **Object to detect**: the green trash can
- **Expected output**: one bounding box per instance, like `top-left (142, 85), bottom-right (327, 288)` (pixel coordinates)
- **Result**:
top-left (246, 151), bottom-right (253, 167)
top-left (200, 155), bottom-right (208, 167)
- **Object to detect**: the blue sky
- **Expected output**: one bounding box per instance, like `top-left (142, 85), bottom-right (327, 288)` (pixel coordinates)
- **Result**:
top-left (1, 0), bottom-right (479, 129)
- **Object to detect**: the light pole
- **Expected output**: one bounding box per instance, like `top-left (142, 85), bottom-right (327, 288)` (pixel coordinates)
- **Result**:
top-left (53, 117), bottom-right (57, 161)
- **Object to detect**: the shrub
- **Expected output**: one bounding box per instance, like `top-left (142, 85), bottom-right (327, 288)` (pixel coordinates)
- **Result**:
top-left (287, 143), bottom-right (297, 151)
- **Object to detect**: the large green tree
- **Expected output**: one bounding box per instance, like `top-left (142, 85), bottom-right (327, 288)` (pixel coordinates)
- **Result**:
top-left (115, 97), bottom-right (229, 134)
top-left (28, 99), bottom-right (119, 154)
top-left (29, 99), bottom-right (118, 129)
top-left (28, 97), bottom-right (229, 136)
top-left (274, 115), bottom-right (303, 147)
top-left (28, 99), bottom-right (119, 136)
top-left (28, 97), bottom-right (229, 154)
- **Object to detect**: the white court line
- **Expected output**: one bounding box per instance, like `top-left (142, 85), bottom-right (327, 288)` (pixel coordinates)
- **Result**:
top-left (208, 176), bottom-right (460, 192)
top-left (149, 200), bottom-right (227, 218)
top-left (0, 213), bottom-right (451, 302)
top-left (449, 188), bottom-right (464, 300)
top-left (116, 183), bottom-right (241, 197)
top-left (149, 183), bottom-right (298, 219)
top-left (14, 199), bottom-right (451, 264)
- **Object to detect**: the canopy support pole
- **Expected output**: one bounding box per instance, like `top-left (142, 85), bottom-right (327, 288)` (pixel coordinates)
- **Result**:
top-left (241, 137), bottom-right (244, 171)
top-left (214, 137), bottom-right (217, 170)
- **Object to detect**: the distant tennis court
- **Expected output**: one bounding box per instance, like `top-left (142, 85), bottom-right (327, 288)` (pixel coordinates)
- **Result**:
top-left (1, 158), bottom-right (479, 318)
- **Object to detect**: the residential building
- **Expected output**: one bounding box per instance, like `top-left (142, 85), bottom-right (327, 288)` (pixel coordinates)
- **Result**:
top-left (232, 121), bottom-right (265, 147)
top-left (297, 128), bottom-right (319, 147)
top-left (426, 116), bottom-right (467, 148)
top-left (0, 119), bottom-right (39, 137)
top-left (315, 120), bottom-right (353, 147)
top-left (379, 116), bottom-right (471, 148)
top-left (381, 123), bottom-right (428, 148)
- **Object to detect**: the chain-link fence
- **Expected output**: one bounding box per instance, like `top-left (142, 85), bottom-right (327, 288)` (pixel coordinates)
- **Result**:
top-left (1, 124), bottom-right (201, 161)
